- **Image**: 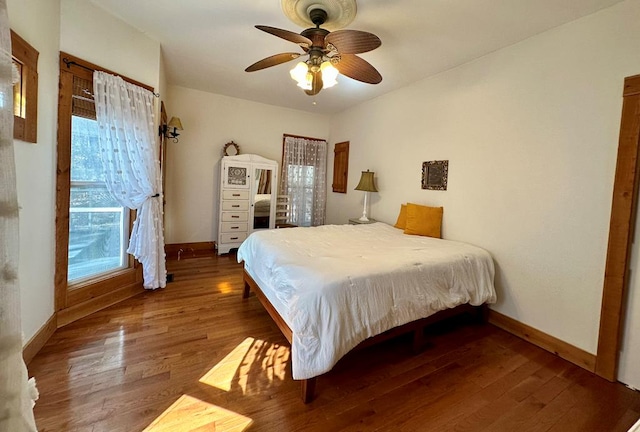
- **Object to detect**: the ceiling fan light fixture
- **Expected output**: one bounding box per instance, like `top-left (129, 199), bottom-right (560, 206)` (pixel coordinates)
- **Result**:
top-left (250, 1), bottom-right (381, 96)
top-left (320, 61), bottom-right (338, 88)
top-left (290, 61), bottom-right (313, 89)
top-left (298, 72), bottom-right (314, 90)
top-left (290, 61), bottom-right (308, 81)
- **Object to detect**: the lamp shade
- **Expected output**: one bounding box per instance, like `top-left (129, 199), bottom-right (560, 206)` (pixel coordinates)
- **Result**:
top-left (167, 116), bottom-right (183, 130)
top-left (355, 170), bottom-right (378, 192)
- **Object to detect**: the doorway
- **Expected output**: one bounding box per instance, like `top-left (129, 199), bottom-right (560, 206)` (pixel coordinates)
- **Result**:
top-left (620, 214), bottom-right (640, 390)
top-left (596, 73), bottom-right (640, 384)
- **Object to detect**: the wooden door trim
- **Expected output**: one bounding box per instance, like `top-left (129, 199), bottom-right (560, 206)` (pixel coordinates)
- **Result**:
top-left (596, 73), bottom-right (640, 380)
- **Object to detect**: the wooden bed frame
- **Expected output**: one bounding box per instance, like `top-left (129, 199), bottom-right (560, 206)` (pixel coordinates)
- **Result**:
top-left (242, 267), bottom-right (485, 403)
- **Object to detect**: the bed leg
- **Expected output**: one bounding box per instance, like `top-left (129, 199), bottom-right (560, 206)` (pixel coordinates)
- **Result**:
top-left (301, 378), bottom-right (316, 404)
top-left (242, 280), bottom-right (251, 299)
top-left (477, 305), bottom-right (489, 323)
top-left (412, 326), bottom-right (427, 353)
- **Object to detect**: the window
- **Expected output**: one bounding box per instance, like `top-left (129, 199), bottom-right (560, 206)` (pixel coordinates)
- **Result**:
top-left (280, 134), bottom-right (327, 227)
top-left (68, 116), bottom-right (129, 282)
top-left (11, 30), bottom-right (38, 143)
top-left (64, 72), bottom-right (130, 283)
top-left (55, 53), bottom-right (155, 322)
top-left (12, 60), bottom-right (22, 115)
top-left (286, 164), bottom-right (316, 226)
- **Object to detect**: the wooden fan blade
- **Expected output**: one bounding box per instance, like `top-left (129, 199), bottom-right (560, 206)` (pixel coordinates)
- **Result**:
top-left (334, 54), bottom-right (382, 84)
top-left (304, 71), bottom-right (324, 96)
top-left (325, 30), bottom-right (381, 54)
top-left (256, 25), bottom-right (312, 48)
top-left (245, 53), bottom-right (301, 72)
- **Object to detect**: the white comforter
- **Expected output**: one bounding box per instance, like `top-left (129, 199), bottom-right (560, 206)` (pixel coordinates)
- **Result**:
top-left (237, 222), bottom-right (496, 380)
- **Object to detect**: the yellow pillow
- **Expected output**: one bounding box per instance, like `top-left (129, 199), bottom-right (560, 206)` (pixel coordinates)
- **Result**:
top-left (394, 204), bottom-right (407, 229)
top-left (404, 203), bottom-right (443, 238)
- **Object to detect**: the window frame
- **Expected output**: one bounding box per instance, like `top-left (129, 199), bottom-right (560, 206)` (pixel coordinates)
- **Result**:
top-left (55, 52), bottom-right (155, 326)
top-left (11, 29), bottom-right (38, 143)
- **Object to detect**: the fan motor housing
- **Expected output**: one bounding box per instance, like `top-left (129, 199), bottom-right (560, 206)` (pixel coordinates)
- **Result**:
top-left (301, 27), bottom-right (330, 48)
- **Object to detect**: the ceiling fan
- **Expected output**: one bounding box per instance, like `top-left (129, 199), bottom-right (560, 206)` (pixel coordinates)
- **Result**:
top-left (245, 6), bottom-right (382, 96)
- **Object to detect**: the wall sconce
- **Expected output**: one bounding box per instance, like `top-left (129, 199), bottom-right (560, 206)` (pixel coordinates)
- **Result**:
top-left (159, 116), bottom-right (184, 143)
top-left (354, 169), bottom-right (378, 222)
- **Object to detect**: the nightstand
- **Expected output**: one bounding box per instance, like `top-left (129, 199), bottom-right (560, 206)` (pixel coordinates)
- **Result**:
top-left (349, 218), bottom-right (377, 225)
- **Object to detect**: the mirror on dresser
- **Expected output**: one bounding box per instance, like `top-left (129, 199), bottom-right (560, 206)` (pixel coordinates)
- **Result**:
top-left (253, 168), bottom-right (273, 230)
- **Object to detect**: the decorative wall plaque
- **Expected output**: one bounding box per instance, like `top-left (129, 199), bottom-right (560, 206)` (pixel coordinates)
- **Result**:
top-left (422, 160), bottom-right (448, 191)
top-left (223, 141), bottom-right (240, 156)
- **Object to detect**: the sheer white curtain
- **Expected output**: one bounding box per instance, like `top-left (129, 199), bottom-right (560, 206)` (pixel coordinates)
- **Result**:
top-left (0, 0), bottom-right (38, 429)
top-left (93, 72), bottom-right (166, 289)
top-left (280, 135), bottom-right (327, 226)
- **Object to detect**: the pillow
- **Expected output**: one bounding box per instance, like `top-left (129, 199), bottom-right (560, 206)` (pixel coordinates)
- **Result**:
top-left (394, 204), bottom-right (407, 229)
top-left (403, 203), bottom-right (443, 238)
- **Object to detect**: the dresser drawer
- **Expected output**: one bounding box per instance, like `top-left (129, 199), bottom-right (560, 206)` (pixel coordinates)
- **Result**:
top-left (221, 222), bottom-right (248, 233)
top-left (221, 211), bottom-right (248, 222)
top-left (220, 232), bottom-right (247, 243)
top-left (222, 190), bottom-right (250, 200)
top-left (222, 200), bottom-right (249, 211)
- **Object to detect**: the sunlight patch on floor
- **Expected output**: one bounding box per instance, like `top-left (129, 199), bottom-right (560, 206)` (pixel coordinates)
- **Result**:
top-left (217, 281), bottom-right (233, 294)
top-left (143, 394), bottom-right (252, 432)
top-left (199, 337), bottom-right (290, 394)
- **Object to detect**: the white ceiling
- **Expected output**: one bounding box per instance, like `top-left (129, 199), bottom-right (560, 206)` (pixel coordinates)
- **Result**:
top-left (91, 0), bottom-right (624, 115)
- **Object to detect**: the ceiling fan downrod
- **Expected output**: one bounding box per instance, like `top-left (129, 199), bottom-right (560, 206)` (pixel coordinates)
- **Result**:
top-left (308, 8), bottom-right (327, 27)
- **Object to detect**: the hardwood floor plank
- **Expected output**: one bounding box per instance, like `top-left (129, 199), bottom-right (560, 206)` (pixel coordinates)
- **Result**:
top-left (29, 255), bottom-right (640, 432)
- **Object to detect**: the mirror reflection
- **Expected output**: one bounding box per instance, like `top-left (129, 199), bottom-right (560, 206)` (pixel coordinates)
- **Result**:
top-left (253, 168), bottom-right (272, 229)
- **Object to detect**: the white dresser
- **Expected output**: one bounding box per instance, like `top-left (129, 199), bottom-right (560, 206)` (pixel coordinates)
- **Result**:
top-left (217, 154), bottom-right (278, 254)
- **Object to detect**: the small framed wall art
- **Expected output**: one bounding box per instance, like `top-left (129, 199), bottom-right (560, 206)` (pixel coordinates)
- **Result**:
top-left (422, 160), bottom-right (448, 190)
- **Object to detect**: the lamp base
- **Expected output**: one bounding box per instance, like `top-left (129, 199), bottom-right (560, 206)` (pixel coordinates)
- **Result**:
top-left (359, 215), bottom-right (370, 222)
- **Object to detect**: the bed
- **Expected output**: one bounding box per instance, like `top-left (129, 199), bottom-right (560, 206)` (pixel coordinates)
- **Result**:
top-left (237, 222), bottom-right (496, 402)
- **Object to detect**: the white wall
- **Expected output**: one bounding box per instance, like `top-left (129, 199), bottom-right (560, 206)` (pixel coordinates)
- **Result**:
top-left (60, 0), bottom-right (160, 91)
top-left (327, 0), bottom-right (640, 354)
top-left (164, 85), bottom-right (330, 244)
top-left (61, 0), bottom-right (165, 131)
top-left (8, 0), bottom-right (61, 343)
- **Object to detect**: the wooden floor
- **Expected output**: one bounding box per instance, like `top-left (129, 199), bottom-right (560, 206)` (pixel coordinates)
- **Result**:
top-left (30, 254), bottom-right (640, 432)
